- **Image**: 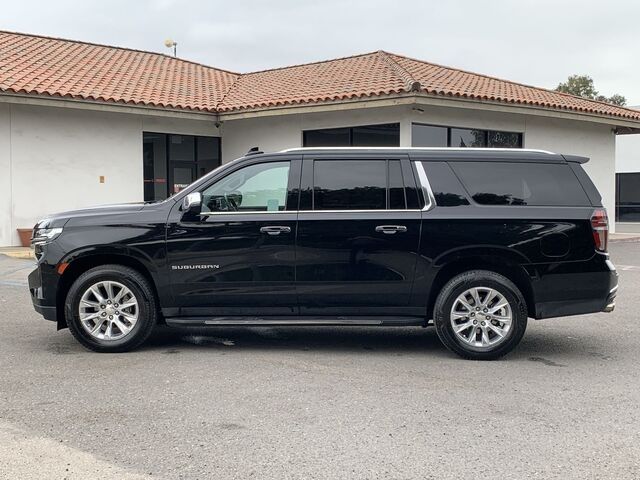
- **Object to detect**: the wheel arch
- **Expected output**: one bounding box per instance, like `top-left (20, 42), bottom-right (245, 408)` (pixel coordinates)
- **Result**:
top-left (56, 253), bottom-right (162, 329)
top-left (426, 254), bottom-right (536, 320)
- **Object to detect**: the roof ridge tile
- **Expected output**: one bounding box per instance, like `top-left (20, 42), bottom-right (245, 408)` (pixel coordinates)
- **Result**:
top-left (378, 51), bottom-right (421, 92)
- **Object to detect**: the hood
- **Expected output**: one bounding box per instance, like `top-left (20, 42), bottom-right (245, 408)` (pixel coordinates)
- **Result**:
top-left (35, 202), bottom-right (150, 229)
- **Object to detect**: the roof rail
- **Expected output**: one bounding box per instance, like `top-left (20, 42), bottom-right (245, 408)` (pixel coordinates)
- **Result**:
top-left (279, 147), bottom-right (556, 154)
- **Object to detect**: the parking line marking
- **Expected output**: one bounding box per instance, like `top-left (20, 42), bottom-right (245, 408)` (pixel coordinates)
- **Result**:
top-left (617, 265), bottom-right (640, 271)
top-left (0, 280), bottom-right (27, 287)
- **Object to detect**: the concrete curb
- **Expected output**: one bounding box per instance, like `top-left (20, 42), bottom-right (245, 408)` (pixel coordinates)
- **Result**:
top-left (610, 234), bottom-right (640, 244)
top-left (0, 249), bottom-right (35, 260)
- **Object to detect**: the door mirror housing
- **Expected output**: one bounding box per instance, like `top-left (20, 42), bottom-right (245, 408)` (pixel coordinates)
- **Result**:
top-left (181, 192), bottom-right (202, 213)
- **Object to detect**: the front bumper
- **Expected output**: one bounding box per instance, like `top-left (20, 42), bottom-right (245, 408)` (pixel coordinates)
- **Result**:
top-left (28, 266), bottom-right (58, 322)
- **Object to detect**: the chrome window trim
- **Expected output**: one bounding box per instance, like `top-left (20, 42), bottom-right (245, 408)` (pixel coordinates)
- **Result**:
top-left (200, 210), bottom-right (291, 216)
top-left (199, 209), bottom-right (422, 216)
top-left (414, 161), bottom-right (436, 212)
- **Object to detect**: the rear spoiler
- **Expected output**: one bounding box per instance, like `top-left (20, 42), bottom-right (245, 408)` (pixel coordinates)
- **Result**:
top-left (562, 154), bottom-right (589, 164)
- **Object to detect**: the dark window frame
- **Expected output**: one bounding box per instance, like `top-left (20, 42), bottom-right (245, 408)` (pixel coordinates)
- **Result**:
top-left (412, 122), bottom-right (524, 149)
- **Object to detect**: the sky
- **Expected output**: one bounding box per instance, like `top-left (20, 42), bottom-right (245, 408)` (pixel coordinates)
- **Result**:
top-left (2, 0), bottom-right (638, 105)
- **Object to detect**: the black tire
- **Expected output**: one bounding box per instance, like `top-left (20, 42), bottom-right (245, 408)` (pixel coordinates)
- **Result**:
top-left (65, 265), bottom-right (157, 353)
top-left (433, 270), bottom-right (528, 360)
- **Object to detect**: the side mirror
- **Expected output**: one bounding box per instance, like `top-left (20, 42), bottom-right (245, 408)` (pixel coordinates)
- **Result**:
top-left (181, 192), bottom-right (202, 212)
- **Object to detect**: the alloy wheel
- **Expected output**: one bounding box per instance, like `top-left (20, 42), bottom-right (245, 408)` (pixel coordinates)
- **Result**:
top-left (450, 286), bottom-right (513, 350)
top-left (78, 281), bottom-right (139, 341)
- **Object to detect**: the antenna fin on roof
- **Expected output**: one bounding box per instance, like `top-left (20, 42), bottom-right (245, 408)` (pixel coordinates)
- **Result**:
top-left (246, 146), bottom-right (263, 156)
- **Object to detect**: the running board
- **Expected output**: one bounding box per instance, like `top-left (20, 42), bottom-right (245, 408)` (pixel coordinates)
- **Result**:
top-left (165, 316), bottom-right (425, 327)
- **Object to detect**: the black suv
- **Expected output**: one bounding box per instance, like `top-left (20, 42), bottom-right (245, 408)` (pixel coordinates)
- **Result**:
top-left (28, 148), bottom-right (617, 359)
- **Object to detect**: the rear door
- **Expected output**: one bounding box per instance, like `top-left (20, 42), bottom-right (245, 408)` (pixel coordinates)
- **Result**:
top-left (295, 153), bottom-right (422, 316)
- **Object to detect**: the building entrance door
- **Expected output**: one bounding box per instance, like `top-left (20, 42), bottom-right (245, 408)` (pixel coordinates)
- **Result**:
top-left (169, 162), bottom-right (196, 196)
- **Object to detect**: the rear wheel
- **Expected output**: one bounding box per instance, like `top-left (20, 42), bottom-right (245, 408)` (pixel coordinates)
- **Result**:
top-left (65, 265), bottom-right (157, 352)
top-left (434, 270), bottom-right (527, 360)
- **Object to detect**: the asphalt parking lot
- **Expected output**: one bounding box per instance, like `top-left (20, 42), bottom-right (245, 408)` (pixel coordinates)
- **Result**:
top-left (0, 243), bottom-right (639, 480)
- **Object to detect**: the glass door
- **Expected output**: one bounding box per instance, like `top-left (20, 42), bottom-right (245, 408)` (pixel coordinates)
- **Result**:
top-left (169, 162), bottom-right (196, 196)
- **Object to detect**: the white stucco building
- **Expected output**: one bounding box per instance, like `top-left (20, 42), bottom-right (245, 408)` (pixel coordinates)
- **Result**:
top-left (2, 30), bottom-right (640, 246)
top-left (615, 107), bottom-right (640, 230)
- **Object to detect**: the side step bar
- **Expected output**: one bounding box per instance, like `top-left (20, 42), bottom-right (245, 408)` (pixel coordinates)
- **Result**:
top-left (165, 316), bottom-right (425, 327)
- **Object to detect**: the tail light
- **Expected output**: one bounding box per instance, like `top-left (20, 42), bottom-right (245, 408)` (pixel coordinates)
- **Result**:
top-left (590, 209), bottom-right (608, 252)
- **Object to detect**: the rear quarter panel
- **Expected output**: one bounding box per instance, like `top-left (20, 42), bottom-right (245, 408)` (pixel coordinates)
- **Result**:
top-left (412, 205), bottom-right (600, 317)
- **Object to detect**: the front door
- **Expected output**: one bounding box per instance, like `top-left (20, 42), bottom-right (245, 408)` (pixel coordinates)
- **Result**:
top-left (166, 157), bottom-right (301, 316)
top-left (296, 154), bottom-right (422, 316)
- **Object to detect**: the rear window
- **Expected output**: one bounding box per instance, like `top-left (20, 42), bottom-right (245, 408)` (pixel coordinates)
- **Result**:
top-left (450, 162), bottom-right (591, 206)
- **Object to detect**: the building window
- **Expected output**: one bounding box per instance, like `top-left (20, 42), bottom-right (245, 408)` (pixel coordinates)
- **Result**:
top-left (412, 123), bottom-right (523, 148)
top-left (411, 124), bottom-right (448, 147)
top-left (616, 172), bottom-right (640, 222)
top-left (143, 132), bottom-right (221, 201)
top-left (303, 123), bottom-right (400, 147)
top-left (488, 131), bottom-right (522, 148)
top-left (450, 128), bottom-right (487, 148)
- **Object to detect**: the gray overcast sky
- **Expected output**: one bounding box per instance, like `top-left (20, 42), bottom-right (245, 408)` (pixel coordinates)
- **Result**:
top-left (2, 0), bottom-right (639, 105)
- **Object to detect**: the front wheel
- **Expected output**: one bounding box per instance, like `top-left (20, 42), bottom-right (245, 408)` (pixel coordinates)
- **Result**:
top-left (65, 265), bottom-right (157, 352)
top-left (433, 270), bottom-right (528, 360)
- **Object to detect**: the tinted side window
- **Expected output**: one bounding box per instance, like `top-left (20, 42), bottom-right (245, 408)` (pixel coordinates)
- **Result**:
top-left (421, 162), bottom-right (470, 207)
top-left (450, 162), bottom-right (590, 206)
top-left (313, 160), bottom-right (387, 210)
top-left (202, 162), bottom-right (290, 213)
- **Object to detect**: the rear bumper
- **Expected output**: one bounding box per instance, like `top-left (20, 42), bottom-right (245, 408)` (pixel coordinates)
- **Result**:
top-left (532, 256), bottom-right (618, 319)
top-left (602, 284), bottom-right (617, 313)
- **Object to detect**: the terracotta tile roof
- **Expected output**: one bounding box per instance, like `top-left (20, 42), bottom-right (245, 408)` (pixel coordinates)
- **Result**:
top-left (1, 31), bottom-right (638, 123)
top-left (217, 52), bottom-right (416, 111)
top-left (0, 30), bottom-right (239, 111)
top-left (386, 52), bottom-right (640, 121)
top-left (219, 51), bottom-right (640, 121)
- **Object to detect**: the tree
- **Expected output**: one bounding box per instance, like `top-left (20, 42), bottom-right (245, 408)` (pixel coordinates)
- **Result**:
top-left (555, 75), bottom-right (626, 106)
top-left (601, 93), bottom-right (627, 106)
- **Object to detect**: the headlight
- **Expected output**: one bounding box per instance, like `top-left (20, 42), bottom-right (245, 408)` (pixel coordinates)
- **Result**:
top-left (32, 227), bottom-right (63, 245)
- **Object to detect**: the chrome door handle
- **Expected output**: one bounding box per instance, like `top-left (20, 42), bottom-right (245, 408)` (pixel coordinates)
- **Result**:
top-left (375, 225), bottom-right (408, 234)
top-left (260, 226), bottom-right (291, 236)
